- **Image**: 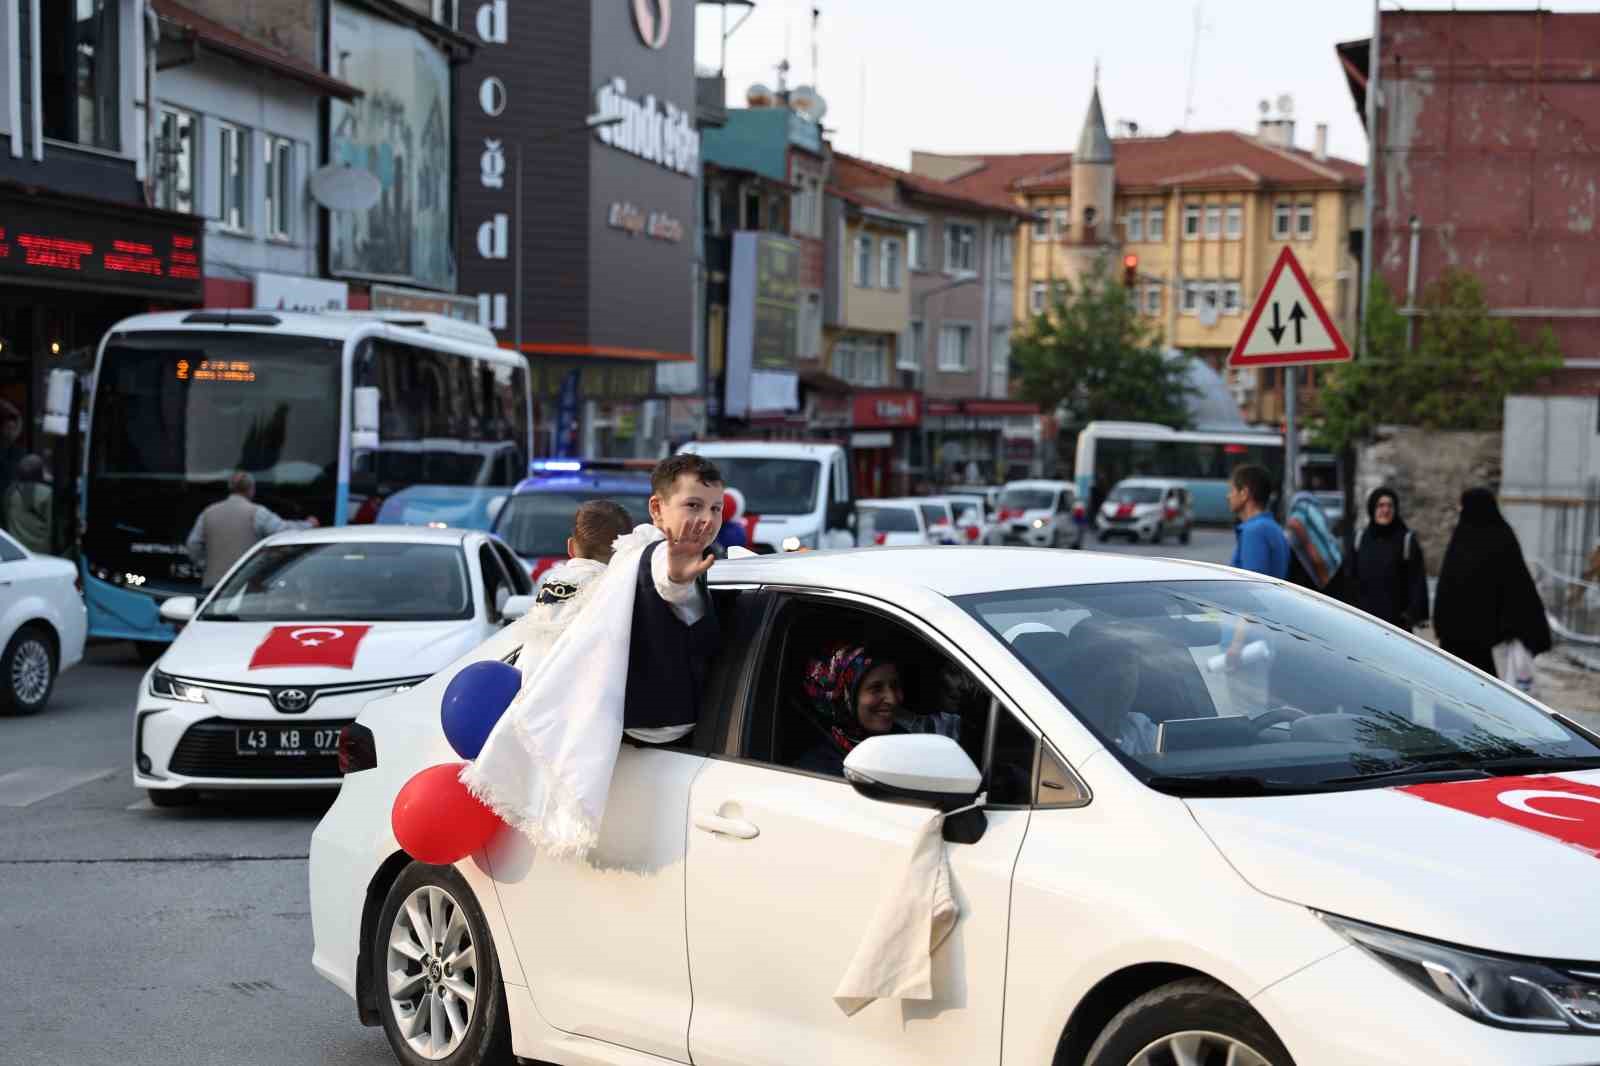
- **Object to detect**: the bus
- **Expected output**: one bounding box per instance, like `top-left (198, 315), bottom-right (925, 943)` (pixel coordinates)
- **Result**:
top-left (1073, 421), bottom-right (1340, 525)
top-left (69, 309), bottom-right (532, 654)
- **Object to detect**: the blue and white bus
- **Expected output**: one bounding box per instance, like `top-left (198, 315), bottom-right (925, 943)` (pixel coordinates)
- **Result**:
top-left (1073, 421), bottom-right (1340, 525)
top-left (73, 310), bottom-right (532, 655)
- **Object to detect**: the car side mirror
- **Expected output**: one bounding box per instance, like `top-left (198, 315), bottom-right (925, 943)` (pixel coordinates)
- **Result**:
top-left (158, 596), bottom-right (198, 624)
top-left (827, 500), bottom-right (853, 530)
top-left (842, 734), bottom-right (982, 811)
top-left (500, 594), bottom-right (534, 623)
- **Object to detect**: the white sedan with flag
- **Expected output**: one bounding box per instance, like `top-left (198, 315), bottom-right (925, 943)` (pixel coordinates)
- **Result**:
top-left (132, 526), bottom-right (534, 806)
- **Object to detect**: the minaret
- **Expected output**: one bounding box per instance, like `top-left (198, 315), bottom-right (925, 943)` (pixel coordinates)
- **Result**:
top-left (1071, 77), bottom-right (1116, 246)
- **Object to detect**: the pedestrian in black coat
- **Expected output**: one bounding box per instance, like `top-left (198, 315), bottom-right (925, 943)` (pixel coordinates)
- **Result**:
top-left (1433, 487), bottom-right (1552, 676)
top-left (1346, 487), bottom-right (1430, 631)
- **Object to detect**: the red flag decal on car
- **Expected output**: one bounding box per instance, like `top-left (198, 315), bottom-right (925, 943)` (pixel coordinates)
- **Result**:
top-left (248, 625), bottom-right (373, 670)
top-left (1398, 775), bottom-right (1600, 857)
top-left (1116, 503), bottom-right (1136, 518)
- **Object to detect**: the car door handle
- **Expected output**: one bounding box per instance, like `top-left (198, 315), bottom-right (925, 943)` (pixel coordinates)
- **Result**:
top-left (693, 812), bottom-right (760, 839)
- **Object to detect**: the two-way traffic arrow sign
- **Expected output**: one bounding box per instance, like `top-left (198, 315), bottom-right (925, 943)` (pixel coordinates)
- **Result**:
top-left (1227, 247), bottom-right (1351, 369)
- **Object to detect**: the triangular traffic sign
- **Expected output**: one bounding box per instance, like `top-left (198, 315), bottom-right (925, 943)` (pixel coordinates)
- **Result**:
top-left (1228, 247), bottom-right (1352, 368)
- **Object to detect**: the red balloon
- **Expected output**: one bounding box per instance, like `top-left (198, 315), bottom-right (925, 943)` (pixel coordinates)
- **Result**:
top-left (391, 762), bottom-right (504, 865)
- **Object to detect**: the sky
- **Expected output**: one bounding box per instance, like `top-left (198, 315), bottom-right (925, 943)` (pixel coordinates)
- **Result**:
top-left (694, 0), bottom-right (1595, 171)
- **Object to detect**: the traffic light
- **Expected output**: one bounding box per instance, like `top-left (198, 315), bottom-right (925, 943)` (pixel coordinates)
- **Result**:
top-left (1122, 254), bottom-right (1139, 288)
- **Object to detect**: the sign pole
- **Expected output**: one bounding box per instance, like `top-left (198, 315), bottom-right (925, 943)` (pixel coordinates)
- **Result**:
top-left (1283, 366), bottom-right (1298, 512)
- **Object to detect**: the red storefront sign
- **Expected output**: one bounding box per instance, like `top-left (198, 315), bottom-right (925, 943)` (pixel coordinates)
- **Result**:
top-left (852, 390), bottom-right (921, 428)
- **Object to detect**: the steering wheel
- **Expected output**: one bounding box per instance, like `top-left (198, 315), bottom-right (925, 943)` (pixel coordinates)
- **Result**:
top-left (1251, 705), bottom-right (1310, 734)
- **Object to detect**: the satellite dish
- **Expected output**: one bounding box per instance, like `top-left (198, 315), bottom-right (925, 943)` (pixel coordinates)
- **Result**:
top-left (309, 164), bottom-right (381, 212)
top-left (746, 83), bottom-right (775, 108)
top-left (1277, 93), bottom-right (1295, 117)
top-left (790, 85), bottom-right (828, 122)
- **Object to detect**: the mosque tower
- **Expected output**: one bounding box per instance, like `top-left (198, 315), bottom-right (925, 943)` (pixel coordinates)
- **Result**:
top-left (1070, 79), bottom-right (1116, 247)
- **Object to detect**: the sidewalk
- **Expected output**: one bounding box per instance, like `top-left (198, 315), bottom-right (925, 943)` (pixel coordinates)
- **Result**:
top-left (1534, 650), bottom-right (1600, 732)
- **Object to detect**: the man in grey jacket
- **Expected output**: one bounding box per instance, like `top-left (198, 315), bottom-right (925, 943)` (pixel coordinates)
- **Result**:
top-left (185, 471), bottom-right (319, 589)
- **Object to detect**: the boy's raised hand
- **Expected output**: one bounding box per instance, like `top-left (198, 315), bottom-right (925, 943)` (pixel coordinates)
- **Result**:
top-left (664, 515), bottom-right (715, 584)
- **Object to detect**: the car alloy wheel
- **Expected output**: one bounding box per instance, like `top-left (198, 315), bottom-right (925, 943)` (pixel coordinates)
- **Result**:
top-left (1, 626), bottom-right (54, 715)
top-left (1126, 1031), bottom-right (1272, 1066)
top-left (387, 884), bottom-right (479, 1059)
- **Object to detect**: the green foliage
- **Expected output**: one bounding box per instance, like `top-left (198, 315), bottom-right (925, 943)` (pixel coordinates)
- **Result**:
top-left (1011, 261), bottom-right (1195, 431)
top-left (1318, 270), bottom-right (1562, 450)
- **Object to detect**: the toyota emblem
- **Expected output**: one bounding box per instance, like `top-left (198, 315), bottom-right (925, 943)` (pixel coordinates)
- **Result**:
top-left (274, 688), bottom-right (310, 713)
top-left (631, 0), bottom-right (671, 50)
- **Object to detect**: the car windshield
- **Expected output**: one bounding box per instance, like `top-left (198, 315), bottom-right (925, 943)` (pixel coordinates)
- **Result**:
top-left (919, 504), bottom-right (950, 526)
top-left (958, 580), bottom-right (1600, 795)
top-left (949, 500), bottom-right (982, 523)
top-left (1000, 489), bottom-right (1055, 510)
top-left (202, 542), bottom-right (472, 622)
top-left (1110, 486), bottom-right (1164, 504)
top-left (862, 506), bottom-right (918, 532)
top-left (705, 458), bottom-right (820, 516)
top-left (493, 490), bottom-right (651, 558)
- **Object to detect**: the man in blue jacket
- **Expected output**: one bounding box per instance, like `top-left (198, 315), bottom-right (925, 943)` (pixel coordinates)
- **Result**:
top-left (1227, 464), bottom-right (1288, 578)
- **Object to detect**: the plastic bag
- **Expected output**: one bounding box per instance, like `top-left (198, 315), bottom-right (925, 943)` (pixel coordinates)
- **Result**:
top-left (1491, 639), bottom-right (1537, 696)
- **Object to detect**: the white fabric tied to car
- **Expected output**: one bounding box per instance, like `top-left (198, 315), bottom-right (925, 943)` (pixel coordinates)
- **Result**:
top-left (460, 524), bottom-right (664, 858)
top-left (832, 808), bottom-right (959, 1015)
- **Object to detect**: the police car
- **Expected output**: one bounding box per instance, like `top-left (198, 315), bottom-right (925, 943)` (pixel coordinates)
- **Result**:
top-left (132, 526), bottom-right (533, 806)
top-left (489, 460), bottom-right (655, 584)
top-left (312, 546), bottom-right (1600, 1066)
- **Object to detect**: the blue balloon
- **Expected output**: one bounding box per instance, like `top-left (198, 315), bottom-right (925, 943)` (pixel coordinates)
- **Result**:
top-left (441, 660), bottom-right (523, 760)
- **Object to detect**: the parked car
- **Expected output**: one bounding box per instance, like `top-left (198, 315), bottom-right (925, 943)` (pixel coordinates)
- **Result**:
top-left (132, 526), bottom-right (533, 806)
top-left (1096, 478), bottom-right (1194, 545)
top-left (987, 479), bottom-right (1081, 549)
top-left (312, 546), bottom-right (1600, 1066)
top-left (490, 460), bottom-right (655, 582)
top-left (912, 498), bottom-right (961, 545)
top-left (0, 528), bottom-right (86, 715)
top-left (928, 493), bottom-right (990, 544)
top-left (856, 500), bottom-right (930, 546)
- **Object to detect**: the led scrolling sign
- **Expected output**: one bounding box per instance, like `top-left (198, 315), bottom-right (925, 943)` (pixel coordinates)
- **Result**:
top-left (0, 208), bottom-right (203, 296)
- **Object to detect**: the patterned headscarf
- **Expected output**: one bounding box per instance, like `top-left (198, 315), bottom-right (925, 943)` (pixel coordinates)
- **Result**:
top-left (801, 643), bottom-right (883, 756)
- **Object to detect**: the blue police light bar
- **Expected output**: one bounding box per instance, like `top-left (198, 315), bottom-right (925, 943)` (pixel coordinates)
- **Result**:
top-left (527, 458), bottom-right (658, 475)
top-left (531, 460), bottom-right (584, 473)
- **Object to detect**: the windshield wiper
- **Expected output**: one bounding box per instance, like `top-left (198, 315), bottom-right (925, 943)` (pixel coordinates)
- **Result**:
top-left (201, 612), bottom-right (239, 621)
top-left (1146, 773), bottom-right (1319, 797)
top-left (1324, 754), bottom-right (1600, 786)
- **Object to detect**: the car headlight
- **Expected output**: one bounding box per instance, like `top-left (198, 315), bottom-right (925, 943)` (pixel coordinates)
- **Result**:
top-left (1032, 518), bottom-right (1047, 529)
top-left (149, 671), bottom-right (208, 704)
top-left (1321, 913), bottom-right (1600, 1032)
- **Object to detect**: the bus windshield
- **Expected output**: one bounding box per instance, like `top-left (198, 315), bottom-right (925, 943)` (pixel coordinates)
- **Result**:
top-left (86, 331), bottom-right (342, 586)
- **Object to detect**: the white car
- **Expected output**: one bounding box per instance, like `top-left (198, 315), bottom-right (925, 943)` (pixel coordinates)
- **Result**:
top-left (0, 528), bottom-right (86, 715)
top-left (133, 526), bottom-right (534, 806)
top-left (1096, 477), bottom-right (1195, 545)
top-left (987, 478), bottom-right (1083, 548)
top-left (310, 547), bottom-right (1600, 1066)
top-left (856, 500), bottom-right (933, 546)
top-left (926, 493), bottom-right (990, 545)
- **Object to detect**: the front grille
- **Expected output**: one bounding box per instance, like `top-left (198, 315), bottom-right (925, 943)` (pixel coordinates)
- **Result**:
top-left (168, 717), bottom-right (352, 780)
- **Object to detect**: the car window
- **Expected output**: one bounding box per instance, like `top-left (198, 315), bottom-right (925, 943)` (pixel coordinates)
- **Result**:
top-left (478, 544), bottom-right (515, 623)
top-left (201, 541), bottom-right (472, 621)
top-left (918, 504), bottom-right (948, 527)
top-left (1110, 485), bottom-right (1163, 504)
top-left (736, 597), bottom-right (1038, 805)
top-left (999, 489), bottom-right (1053, 510)
top-left (862, 506), bottom-right (919, 532)
top-left (0, 530), bottom-right (24, 563)
top-left (491, 540), bottom-right (533, 595)
top-left (494, 490), bottom-right (651, 559)
top-left (707, 458), bottom-right (820, 517)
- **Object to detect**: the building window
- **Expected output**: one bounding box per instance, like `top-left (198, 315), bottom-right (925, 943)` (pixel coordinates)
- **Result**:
top-left (907, 224), bottom-right (927, 271)
top-left (799, 292), bottom-right (823, 358)
top-left (1143, 284), bottom-right (1161, 315)
top-left (945, 224), bottom-right (977, 274)
top-left (938, 324), bottom-right (974, 372)
top-left (1181, 280), bottom-right (1200, 314)
top-left (833, 336), bottom-right (888, 387)
top-left (42, 0), bottom-right (121, 151)
top-left (1202, 281), bottom-right (1221, 318)
top-left (1031, 209), bottom-right (1049, 240)
top-left (1183, 204), bottom-right (1201, 240)
top-left (1030, 281), bottom-right (1048, 314)
top-left (264, 135), bottom-right (294, 241)
top-left (154, 106), bottom-right (196, 214)
top-left (1125, 208), bottom-right (1143, 242)
top-left (1148, 205), bottom-right (1165, 242)
top-left (1273, 202), bottom-right (1293, 240)
top-left (881, 238), bottom-right (902, 290)
top-left (990, 325), bottom-right (1011, 388)
top-left (766, 198), bottom-right (784, 232)
top-left (1223, 281), bottom-right (1243, 314)
top-left (1053, 206), bottom-right (1070, 238)
top-left (993, 231), bottom-right (1014, 278)
top-left (799, 176), bottom-right (823, 237)
top-left (1296, 203), bottom-right (1315, 240)
top-left (854, 233), bottom-right (874, 288)
top-left (1204, 205), bottom-right (1222, 239)
top-left (219, 123), bottom-right (250, 232)
top-left (899, 321), bottom-right (924, 371)
top-left (706, 188), bottom-right (724, 237)
top-left (1225, 204), bottom-right (1243, 239)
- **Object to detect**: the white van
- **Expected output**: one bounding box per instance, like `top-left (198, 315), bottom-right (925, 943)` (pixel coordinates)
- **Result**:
top-left (986, 478), bottom-right (1082, 549)
top-left (678, 441), bottom-right (855, 551)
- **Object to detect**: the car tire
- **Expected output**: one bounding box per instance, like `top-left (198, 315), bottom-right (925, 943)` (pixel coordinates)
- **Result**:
top-left (1, 624), bottom-right (56, 716)
top-left (1084, 977), bottom-right (1295, 1066)
top-left (1152, 524), bottom-right (1165, 546)
top-left (1180, 525), bottom-right (1192, 545)
top-left (375, 862), bottom-right (512, 1066)
top-left (134, 641), bottom-right (168, 666)
top-left (147, 788), bottom-right (197, 809)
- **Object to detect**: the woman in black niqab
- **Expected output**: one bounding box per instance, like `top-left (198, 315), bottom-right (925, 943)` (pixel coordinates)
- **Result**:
top-left (1432, 487), bottom-right (1552, 676)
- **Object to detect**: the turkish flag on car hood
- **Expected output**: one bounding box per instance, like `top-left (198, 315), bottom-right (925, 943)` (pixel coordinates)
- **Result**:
top-left (249, 625), bottom-right (373, 670)
top-left (1399, 774), bottom-right (1600, 857)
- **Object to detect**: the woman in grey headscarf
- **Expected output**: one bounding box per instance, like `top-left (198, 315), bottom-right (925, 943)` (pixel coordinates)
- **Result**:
top-left (3, 454), bottom-right (51, 554)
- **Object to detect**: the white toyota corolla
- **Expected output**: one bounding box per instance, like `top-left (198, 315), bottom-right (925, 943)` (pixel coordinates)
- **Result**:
top-left (310, 547), bottom-right (1600, 1066)
top-left (133, 525), bottom-right (533, 806)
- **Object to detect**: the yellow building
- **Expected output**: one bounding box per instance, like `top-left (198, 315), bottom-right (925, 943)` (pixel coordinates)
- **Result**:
top-left (913, 91), bottom-right (1365, 425)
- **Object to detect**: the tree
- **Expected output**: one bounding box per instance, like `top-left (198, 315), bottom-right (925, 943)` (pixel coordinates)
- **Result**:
top-left (1011, 261), bottom-right (1195, 431)
top-left (1318, 270), bottom-right (1561, 450)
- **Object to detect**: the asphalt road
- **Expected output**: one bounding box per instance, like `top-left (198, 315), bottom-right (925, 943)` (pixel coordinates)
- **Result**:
top-left (0, 532), bottom-right (1234, 1065)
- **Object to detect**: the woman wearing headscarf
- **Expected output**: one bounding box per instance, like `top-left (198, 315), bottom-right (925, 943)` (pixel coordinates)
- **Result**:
top-left (1284, 491), bottom-right (1346, 597)
top-left (3, 454), bottom-right (51, 554)
top-left (795, 643), bottom-right (908, 777)
top-left (1345, 487), bottom-right (1429, 630)
top-left (1433, 487), bottom-right (1551, 676)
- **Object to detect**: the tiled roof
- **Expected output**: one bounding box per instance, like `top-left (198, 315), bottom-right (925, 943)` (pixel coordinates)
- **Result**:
top-left (833, 153), bottom-right (1035, 219)
top-left (152, 0), bottom-right (362, 100)
top-left (932, 130), bottom-right (1363, 199)
top-left (826, 183), bottom-right (920, 225)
